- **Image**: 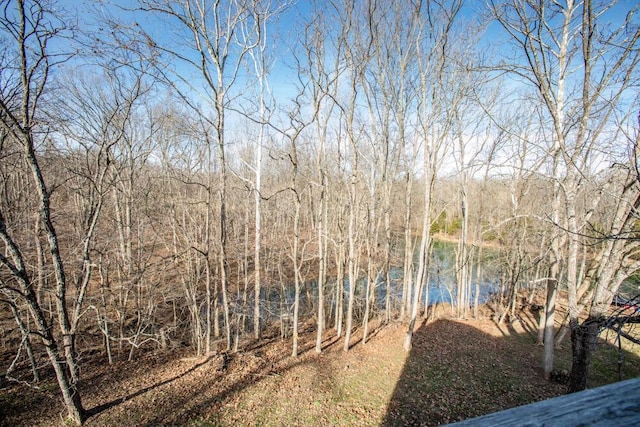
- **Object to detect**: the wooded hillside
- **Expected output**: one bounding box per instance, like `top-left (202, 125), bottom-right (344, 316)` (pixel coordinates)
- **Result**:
top-left (1, 1), bottom-right (639, 424)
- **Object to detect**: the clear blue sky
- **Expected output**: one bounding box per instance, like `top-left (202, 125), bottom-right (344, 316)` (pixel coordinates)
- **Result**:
top-left (58, 0), bottom-right (638, 116)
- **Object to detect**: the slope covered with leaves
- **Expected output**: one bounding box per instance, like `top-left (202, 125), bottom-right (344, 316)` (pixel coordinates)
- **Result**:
top-left (2, 307), bottom-right (639, 426)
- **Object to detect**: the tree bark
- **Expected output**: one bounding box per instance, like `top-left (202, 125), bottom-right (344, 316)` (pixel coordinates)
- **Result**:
top-left (543, 275), bottom-right (558, 380)
top-left (568, 317), bottom-right (601, 392)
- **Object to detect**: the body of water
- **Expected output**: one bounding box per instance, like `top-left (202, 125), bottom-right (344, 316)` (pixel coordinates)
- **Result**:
top-left (247, 239), bottom-right (503, 326)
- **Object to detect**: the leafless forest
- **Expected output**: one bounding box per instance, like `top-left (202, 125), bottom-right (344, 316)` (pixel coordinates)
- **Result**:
top-left (1, 0), bottom-right (639, 424)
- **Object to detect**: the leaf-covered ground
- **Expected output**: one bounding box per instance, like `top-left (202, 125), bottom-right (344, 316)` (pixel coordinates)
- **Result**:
top-left (2, 307), bottom-right (639, 426)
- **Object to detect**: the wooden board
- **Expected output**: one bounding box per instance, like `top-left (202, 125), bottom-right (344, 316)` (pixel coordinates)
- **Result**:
top-left (447, 378), bottom-right (640, 426)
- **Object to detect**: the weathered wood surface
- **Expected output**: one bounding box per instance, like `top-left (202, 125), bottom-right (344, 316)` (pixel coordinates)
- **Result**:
top-left (447, 378), bottom-right (640, 426)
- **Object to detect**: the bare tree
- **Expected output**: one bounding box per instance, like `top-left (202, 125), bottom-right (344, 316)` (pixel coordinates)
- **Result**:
top-left (157, 113), bottom-right (211, 355)
top-left (0, 2), bottom-right (86, 423)
top-left (297, 4), bottom-right (339, 354)
top-left (239, 0), bottom-right (289, 341)
top-left (0, 1), bottom-right (135, 423)
top-left (490, 0), bottom-right (640, 388)
top-left (55, 66), bottom-right (150, 361)
top-left (326, 0), bottom-right (371, 352)
top-left (126, 0), bottom-right (268, 351)
top-left (404, 0), bottom-right (464, 351)
top-left (447, 30), bottom-right (493, 319)
top-left (357, 0), bottom-right (419, 337)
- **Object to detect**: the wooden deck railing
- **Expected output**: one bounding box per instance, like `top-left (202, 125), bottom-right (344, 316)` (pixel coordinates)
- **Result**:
top-left (448, 378), bottom-right (640, 426)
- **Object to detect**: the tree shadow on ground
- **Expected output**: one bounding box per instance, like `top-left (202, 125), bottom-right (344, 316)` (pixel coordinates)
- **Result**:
top-left (381, 319), bottom-right (640, 426)
top-left (80, 320), bottom-right (389, 426)
top-left (80, 329), bottom-right (316, 426)
top-left (1, 325), bottom-right (336, 426)
top-left (85, 355), bottom-right (214, 418)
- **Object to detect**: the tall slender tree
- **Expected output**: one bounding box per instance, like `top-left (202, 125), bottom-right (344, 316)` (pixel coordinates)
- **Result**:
top-left (489, 0), bottom-right (640, 387)
top-left (0, 1), bottom-right (143, 423)
top-left (129, 0), bottom-right (267, 351)
top-left (404, 0), bottom-right (464, 351)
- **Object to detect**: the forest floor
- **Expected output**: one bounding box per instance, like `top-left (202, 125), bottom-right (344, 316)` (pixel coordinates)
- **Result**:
top-left (2, 303), bottom-right (640, 426)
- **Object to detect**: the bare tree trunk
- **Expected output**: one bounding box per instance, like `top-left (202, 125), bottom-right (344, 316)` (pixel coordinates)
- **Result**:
top-left (362, 167), bottom-right (377, 345)
top-left (216, 97), bottom-right (232, 351)
top-left (404, 200), bottom-right (431, 351)
top-left (384, 205), bottom-right (392, 323)
top-left (44, 343), bottom-right (85, 425)
top-left (401, 172), bottom-right (414, 320)
top-left (362, 236), bottom-right (374, 345)
top-left (405, 145), bottom-right (439, 350)
top-left (98, 263), bottom-right (113, 364)
top-left (344, 172), bottom-right (358, 352)
top-left (474, 247), bottom-right (482, 319)
top-left (543, 274), bottom-right (558, 380)
top-left (567, 316), bottom-right (600, 393)
top-left (205, 162), bottom-right (213, 355)
top-left (334, 242), bottom-right (345, 337)
top-left (292, 200), bottom-right (301, 357)
top-left (315, 174), bottom-right (327, 353)
top-left (5, 298), bottom-right (39, 382)
top-left (456, 176), bottom-right (470, 318)
top-left (254, 144), bottom-right (262, 341)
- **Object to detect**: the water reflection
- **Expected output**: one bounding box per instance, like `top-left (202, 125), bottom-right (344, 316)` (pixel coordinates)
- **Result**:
top-left (236, 240), bottom-right (503, 330)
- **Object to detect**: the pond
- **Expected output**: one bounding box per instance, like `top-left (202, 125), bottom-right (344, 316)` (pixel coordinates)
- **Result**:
top-left (423, 239), bottom-right (502, 305)
top-left (253, 239), bottom-right (504, 325)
